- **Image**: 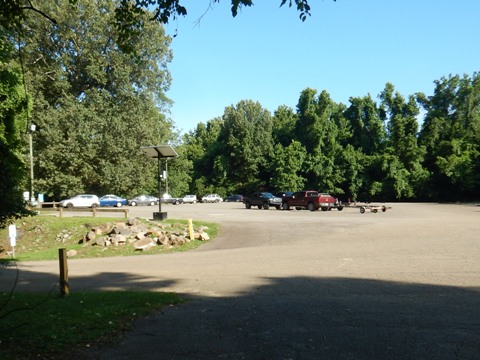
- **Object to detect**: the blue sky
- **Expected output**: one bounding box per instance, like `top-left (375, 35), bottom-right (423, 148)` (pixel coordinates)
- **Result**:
top-left (164, 0), bottom-right (479, 134)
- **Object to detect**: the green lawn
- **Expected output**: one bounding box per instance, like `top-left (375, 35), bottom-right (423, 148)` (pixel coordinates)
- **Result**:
top-left (0, 291), bottom-right (184, 359)
top-left (0, 214), bottom-right (217, 359)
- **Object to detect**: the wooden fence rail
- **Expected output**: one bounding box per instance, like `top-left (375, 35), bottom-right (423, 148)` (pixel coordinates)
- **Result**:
top-left (35, 206), bottom-right (129, 218)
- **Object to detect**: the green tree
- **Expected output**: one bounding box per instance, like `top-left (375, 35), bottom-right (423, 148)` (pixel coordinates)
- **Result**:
top-left (219, 100), bottom-right (274, 193)
top-left (295, 89), bottom-right (344, 193)
top-left (272, 105), bottom-right (298, 147)
top-left (0, 33), bottom-right (32, 226)
top-left (344, 95), bottom-right (387, 156)
top-left (379, 83), bottom-right (428, 199)
top-left (269, 140), bottom-right (306, 192)
top-left (15, 0), bottom-right (174, 200)
top-left (183, 118), bottom-right (224, 196)
top-left (1, 1), bottom-right (321, 31)
top-left (418, 73), bottom-right (480, 200)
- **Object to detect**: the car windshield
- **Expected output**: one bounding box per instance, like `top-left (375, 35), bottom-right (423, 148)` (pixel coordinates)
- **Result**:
top-left (262, 193), bottom-right (274, 198)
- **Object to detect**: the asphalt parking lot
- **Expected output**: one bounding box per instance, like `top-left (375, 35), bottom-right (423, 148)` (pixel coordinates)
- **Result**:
top-left (4, 202), bottom-right (480, 359)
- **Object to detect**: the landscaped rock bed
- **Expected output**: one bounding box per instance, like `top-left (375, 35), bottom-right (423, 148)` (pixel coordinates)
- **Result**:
top-left (65, 218), bottom-right (210, 257)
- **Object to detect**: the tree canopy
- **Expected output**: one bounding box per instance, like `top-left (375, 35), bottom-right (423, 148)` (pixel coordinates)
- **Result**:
top-left (1, 0), bottom-right (325, 33)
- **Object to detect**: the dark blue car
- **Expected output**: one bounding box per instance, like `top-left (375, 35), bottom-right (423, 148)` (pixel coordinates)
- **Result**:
top-left (99, 194), bottom-right (128, 207)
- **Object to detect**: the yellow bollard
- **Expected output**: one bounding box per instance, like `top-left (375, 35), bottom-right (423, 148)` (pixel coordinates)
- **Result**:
top-left (188, 218), bottom-right (194, 240)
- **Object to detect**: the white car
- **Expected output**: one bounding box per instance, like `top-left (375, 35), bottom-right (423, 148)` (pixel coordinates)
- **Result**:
top-left (183, 195), bottom-right (198, 204)
top-left (201, 194), bottom-right (223, 203)
top-left (58, 194), bottom-right (100, 208)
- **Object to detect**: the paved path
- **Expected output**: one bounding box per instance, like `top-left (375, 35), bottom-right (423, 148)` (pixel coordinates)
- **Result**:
top-left (2, 203), bottom-right (480, 359)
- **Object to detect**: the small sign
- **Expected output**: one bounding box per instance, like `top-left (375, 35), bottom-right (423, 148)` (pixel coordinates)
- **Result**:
top-left (8, 224), bottom-right (17, 247)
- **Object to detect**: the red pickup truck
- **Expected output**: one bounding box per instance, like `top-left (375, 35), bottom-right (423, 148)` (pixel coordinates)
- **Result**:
top-left (281, 191), bottom-right (344, 211)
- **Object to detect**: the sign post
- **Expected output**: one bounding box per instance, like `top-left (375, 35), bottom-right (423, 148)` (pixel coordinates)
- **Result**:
top-left (8, 224), bottom-right (16, 258)
top-left (140, 145), bottom-right (178, 221)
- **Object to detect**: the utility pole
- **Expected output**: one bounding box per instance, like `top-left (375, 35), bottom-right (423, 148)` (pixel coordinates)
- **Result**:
top-left (29, 124), bottom-right (36, 203)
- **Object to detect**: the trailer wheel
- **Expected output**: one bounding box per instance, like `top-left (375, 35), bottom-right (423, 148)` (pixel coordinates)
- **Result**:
top-left (360, 207), bottom-right (365, 214)
top-left (372, 209), bottom-right (378, 213)
top-left (382, 205), bottom-right (387, 212)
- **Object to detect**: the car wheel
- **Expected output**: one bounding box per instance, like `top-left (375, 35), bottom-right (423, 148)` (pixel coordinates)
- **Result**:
top-left (321, 207), bottom-right (328, 211)
top-left (66, 203), bottom-right (73, 208)
top-left (263, 203), bottom-right (270, 210)
top-left (116, 202), bottom-right (123, 207)
top-left (245, 202), bottom-right (251, 209)
top-left (307, 202), bottom-right (316, 211)
top-left (193, 200), bottom-right (197, 204)
top-left (295, 207), bottom-right (302, 211)
top-left (360, 207), bottom-right (366, 214)
top-left (150, 201), bottom-right (155, 206)
top-left (257, 205), bottom-right (262, 209)
top-left (382, 205), bottom-right (387, 212)
top-left (337, 206), bottom-right (344, 211)
top-left (275, 205), bottom-right (281, 210)
top-left (131, 201), bottom-right (137, 206)
top-left (175, 200), bottom-right (180, 205)
top-left (372, 209), bottom-right (378, 213)
top-left (92, 203), bottom-right (98, 208)
top-left (282, 202), bottom-right (290, 210)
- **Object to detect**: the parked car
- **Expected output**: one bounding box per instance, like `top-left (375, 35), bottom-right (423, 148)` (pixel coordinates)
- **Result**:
top-left (243, 192), bottom-right (282, 210)
top-left (58, 194), bottom-right (100, 208)
top-left (128, 195), bottom-right (158, 206)
top-left (224, 194), bottom-right (244, 202)
top-left (201, 194), bottom-right (223, 203)
top-left (161, 194), bottom-right (184, 205)
top-left (99, 194), bottom-right (128, 207)
top-left (183, 195), bottom-right (198, 204)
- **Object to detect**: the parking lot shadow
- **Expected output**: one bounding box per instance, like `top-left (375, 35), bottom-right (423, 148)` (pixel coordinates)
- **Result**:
top-left (68, 275), bottom-right (479, 360)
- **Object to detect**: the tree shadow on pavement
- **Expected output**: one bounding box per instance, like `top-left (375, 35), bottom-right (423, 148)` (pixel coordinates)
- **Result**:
top-left (2, 264), bottom-right (479, 359)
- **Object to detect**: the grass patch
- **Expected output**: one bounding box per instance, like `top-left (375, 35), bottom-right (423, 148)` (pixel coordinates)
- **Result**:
top-left (0, 216), bottom-right (218, 261)
top-left (0, 290), bottom-right (184, 359)
top-left (0, 216), bottom-right (216, 358)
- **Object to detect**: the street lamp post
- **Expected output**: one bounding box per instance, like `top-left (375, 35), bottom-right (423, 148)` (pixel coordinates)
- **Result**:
top-left (28, 124), bottom-right (36, 204)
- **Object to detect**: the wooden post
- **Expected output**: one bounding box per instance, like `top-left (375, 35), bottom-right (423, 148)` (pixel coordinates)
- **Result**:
top-left (58, 207), bottom-right (64, 217)
top-left (58, 248), bottom-right (70, 296)
top-left (188, 218), bottom-right (194, 240)
top-left (92, 207), bottom-right (97, 217)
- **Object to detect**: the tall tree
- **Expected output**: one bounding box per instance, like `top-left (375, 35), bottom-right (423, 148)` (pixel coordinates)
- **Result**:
top-left (379, 83), bottom-right (428, 199)
top-left (15, 0), bottom-right (174, 199)
top-left (344, 95), bottom-right (387, 156)
top-left (0, 32), bottom-right (32, 226)
top-left (418, 73), bottom-right (480, 200)
top-left (219, 100), bottom-right (274, 193)
top-left (183, 118), bottom-right (224, 196)
top-left (269, 140), bottom-right (306, 192)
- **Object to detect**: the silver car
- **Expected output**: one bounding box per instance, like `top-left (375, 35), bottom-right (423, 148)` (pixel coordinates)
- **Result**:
top-left (201, 194), bottom-right (223, 203)
top-left (183, 195), bottom-right (198, 204)
top-left (58, 194), bottom-right (100, 208)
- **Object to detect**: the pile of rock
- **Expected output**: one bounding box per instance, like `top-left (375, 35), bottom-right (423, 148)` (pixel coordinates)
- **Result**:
top-left (76, 218), bottom-right (210, 254)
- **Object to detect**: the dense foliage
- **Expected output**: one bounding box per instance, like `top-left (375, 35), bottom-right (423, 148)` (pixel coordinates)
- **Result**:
top-left (8, 0), bottom-right (177, 203)
top-left (0, 29), bottom-right (33, 227)
top-left (181, 75), bottom-right (479, 202)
